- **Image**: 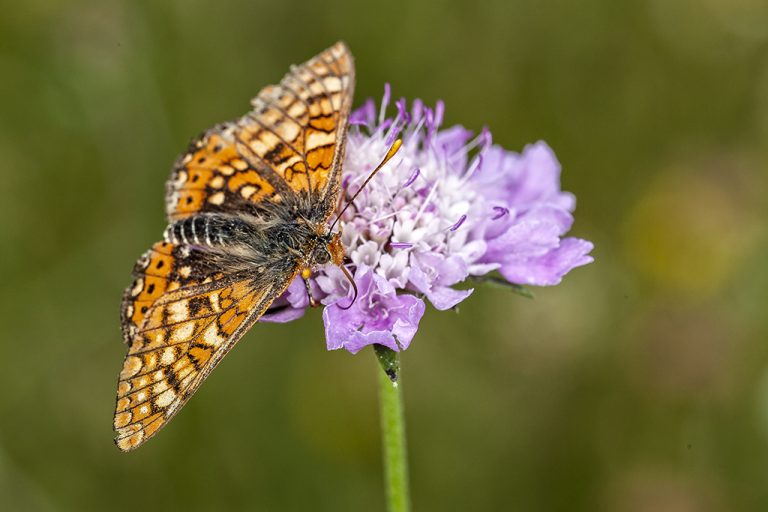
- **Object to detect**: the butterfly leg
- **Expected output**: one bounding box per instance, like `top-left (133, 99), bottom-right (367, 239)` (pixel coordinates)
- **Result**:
top-left (301, 267), bottom-right (319, 308)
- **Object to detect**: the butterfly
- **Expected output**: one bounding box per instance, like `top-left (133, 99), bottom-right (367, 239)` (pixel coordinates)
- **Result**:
top-left (113, 42), bottom-right (359, 451)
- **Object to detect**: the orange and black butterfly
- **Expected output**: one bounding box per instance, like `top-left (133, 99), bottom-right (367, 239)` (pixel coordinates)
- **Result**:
top-left (114, 42), bottom-right (360, 451)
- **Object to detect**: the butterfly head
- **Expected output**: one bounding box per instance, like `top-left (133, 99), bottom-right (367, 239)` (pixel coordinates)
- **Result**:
top-left (310, 231), bottom-right (345, 266)
top-left (304, 230), bottom-right (356, 310)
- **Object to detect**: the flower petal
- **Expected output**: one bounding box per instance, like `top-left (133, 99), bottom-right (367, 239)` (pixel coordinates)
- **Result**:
top-left (499, 237), bottom-right (594, 286)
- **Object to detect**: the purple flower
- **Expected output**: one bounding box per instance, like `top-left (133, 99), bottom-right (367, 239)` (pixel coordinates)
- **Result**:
top-left (264, 86), bottom-right (593, 353)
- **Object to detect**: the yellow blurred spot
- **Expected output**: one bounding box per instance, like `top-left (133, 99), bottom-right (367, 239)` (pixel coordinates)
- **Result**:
top-left (623, 161), bottom-right (758, 297)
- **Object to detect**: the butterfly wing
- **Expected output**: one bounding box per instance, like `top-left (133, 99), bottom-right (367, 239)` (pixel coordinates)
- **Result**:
top-left (115, 241), bottom-right (297, 451)
top-left (165, 41), bottom-right (355, 222)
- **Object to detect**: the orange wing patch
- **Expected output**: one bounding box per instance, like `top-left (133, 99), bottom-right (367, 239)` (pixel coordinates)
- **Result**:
top-left (121, 241), bottom-right (227, 344)
top-left (115, 279), bottom-right (275, 451)
top-left (166, 128), bottom-right (281, 221)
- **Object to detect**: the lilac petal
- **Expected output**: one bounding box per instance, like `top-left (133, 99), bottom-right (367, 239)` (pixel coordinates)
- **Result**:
top-left (484, 207), bottom-right (574, 262)
top-left (259, 306), bottom-right (306, 323)
top-left (416, 253), bottom-right (469, 286)
top-left (426, 285), bottom-right (473, 311)
top-left (259, 277), bottom-right (308, 323)
top-left (388, 294), bottom-right (425, 350)
top-left (323, 292), bottom-right (425, 354)
top-left (408, 256), bottom-right (472, 311)
top-left (319, 265), bottom-right (374, 305)
top-left (499, 237), bottom-right (594, 286)
top-left (509, 142), bottom-right (576, 211)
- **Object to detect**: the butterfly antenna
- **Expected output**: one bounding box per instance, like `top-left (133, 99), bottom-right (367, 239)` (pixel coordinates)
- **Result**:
top-left (337, 264), bottom-right (358, 310)
top-left (329, 138), bottom-right (402, 231)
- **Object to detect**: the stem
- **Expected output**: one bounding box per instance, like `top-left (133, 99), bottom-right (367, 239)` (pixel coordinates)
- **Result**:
top-left (375, 346), bottom-right (411, 512)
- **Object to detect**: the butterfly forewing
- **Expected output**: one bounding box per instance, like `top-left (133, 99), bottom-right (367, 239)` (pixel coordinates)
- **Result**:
top-left (115, 42), bottom-right (355, 451)
top-left (115, 267), bottom-right (288, 451)
top-left (165, 42), bottom-right (354, 222)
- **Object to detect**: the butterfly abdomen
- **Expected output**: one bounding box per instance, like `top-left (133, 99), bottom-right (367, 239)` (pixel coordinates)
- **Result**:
top-left (164, 214), bottom-right (258, 248)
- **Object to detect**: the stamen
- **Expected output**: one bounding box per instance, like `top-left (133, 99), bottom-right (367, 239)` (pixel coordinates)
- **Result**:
top-left (448, 214), bottom-right (467, 232)
top-left (414, 181), bottom-right (438, 222)
top-left (492, 206), bottom-right (509, 220)
top-left (461, 154), bottom-right (483, 183)
top-left (350, 99), bottom-right (375, 126)
top-left (453, 126), bottom-right (491, 158)
top-left (434, 100), bottom-right (445, 129)
top-left (378, 83), bottom-right (391, 125)
top-left (330, 139), bottom-right (403, 232)
top-left (402, 168), bottom-right (420, 188)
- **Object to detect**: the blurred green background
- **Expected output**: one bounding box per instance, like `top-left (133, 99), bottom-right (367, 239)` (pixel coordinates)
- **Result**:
top-left (2, 0), bottom-right (767, 510)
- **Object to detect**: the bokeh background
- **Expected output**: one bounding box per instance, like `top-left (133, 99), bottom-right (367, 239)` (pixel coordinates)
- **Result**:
top-left (2, 0), bottom-right (767, 510)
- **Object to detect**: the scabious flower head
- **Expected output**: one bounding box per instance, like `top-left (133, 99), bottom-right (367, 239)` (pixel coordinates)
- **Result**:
top-left (262, 86), bottom-right (594, 354)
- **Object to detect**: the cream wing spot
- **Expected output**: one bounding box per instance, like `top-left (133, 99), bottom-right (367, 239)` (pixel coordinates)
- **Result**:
top-left (288, 103), bottom-right (306, 118)
top-left (160, 347), bottom-right (176, 366)
top-left (231, 158), bottom-right (248, 171)
top-left (171, 322), bottom-right (195, 342)
top-left (174, 170), bottom-right (188, 185)
top-left (208, 192), bottom-right (225, 205)
top-left (168, 301), bottom-right (188, 323)
top-left (307, 130), bottom-right (335, 149)
top-left (280, 122), bottom-right (300, 142)
top-left (240, 185), bottom-right (257, 199)
top-left (202, 323), bottom-right (225, 346)
top-left (130, 278), bottom-right (144, 297)
top-left (155, 388), bottom-right (177, 408)
top-left (209, 293), bottom-right (220, 312)
top-left (319, 76), bottom-right (342, 93)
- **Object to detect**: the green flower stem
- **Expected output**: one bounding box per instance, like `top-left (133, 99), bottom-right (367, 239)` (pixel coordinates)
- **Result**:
top-left (375, 345), bottom-right (411, 512)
